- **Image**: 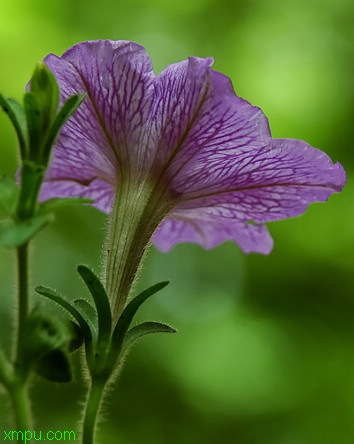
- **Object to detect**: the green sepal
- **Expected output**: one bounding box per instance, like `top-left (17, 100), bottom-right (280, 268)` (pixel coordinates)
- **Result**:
top-left (29, 61), bottom-right (59, 135)
top-left (123, 321), bottom-right (177, 354)
top-left (0, 94), bottom-right (28, 159)
top-left (73, 299), bottom-right (98, 342)
top-left (0, 212), bottom-right (54, 248)
top-left (24, 92), bottom-right (42, 161)
top-left (41, 93), bottom-right (86, 166)
top-left (35, 347), bottom-right (72, 382)
top-left (0, 176), bottom-right (19, 215)
top-left (77, 265), bottom-right (112, 352)
top-left (35, 286), bottom-right (94, 363)
top-left (107, 281), bottom-right (169, 366)
top-left (40, 197), bottom-right (94, 212)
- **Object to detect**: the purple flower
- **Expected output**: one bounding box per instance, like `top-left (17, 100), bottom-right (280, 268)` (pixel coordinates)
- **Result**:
top-left (40, 40), bottom-right (345, 316)
top-left (41, 40), bottom-right (345, 255)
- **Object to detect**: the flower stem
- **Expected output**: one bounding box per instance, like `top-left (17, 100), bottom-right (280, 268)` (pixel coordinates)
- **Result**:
top-left (8, 379), bottom-right (32, 431)
top-left (15, 244), bottom-right (29, 369)
top-left (9, 243), bottom-right (32, 432)
top-left (82, 378), bottom-right (106, 444)
top-left (104, 179), bottom-right (174, 322)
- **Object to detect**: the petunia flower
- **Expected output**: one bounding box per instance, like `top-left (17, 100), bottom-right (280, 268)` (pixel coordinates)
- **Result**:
top-left (39, 40), bottom-right (346, 320)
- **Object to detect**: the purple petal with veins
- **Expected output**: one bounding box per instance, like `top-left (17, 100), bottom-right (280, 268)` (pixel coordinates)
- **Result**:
top-left (39, 40), bottom-right (346, 254)
top-left (153, 212), bottom-right (274, 255)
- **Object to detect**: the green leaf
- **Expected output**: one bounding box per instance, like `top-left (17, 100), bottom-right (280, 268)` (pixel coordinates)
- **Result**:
top-left (77, 265), bottom-right (112, 351)
top-left (0, 212), bottom-right (54, 248)
top-left (0, 176), bottom-right (19, 215)
top-left (41, 94), bottom-right (86, 166)
top-left (0, 94), bottom-right (28, 159)
top-left (35, 286), bottom-right (93, 355)
top-left (40, 197), bottom-right (94, 212)
top-left (24, 92), bottom-right (42, 160)
top-left (123, 321), bottom-right (177, 353)
top-left (108, 282), bottom-right (169, 365)
top-left (35, 348), bottom-right (72, 382)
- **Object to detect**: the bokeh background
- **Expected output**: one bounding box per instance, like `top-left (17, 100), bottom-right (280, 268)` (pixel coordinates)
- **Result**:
top-left (0, 0), bottom-right (353, 442)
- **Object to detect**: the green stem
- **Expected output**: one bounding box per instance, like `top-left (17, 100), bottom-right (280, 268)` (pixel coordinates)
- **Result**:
top-left (15, 244), bottom-right (29, 370)
top-left (8, 243), bottom-right (32, 434)
top-left (8, 379), bottom-right (32, 431)
top-left (82, 378), bottom-right (106, 444)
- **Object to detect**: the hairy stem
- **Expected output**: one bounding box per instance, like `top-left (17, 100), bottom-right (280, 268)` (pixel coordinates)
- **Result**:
top-left (82, 378), bottom-right (106, 444)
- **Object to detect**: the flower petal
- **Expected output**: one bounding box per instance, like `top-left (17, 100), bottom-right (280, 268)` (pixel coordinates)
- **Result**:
top-left (153, 211), bottom-right (273, 255)
top-left (154, 67), bottom-right (272, 189)
top-left (43, 40), bottom-right (156, 207)
top-left (150, 56), bottom-right (214, 168)
top-left (177, 138), bottom-right (346, 223)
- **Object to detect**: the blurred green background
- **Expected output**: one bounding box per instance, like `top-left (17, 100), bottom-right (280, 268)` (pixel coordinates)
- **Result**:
top-left (0, 0), bottom-right (353, 442)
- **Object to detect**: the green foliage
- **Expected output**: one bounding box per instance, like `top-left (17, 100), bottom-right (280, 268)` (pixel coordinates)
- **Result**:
top-left (0, 62), bottom-right (87, 238)
top-left (109, 282), bottom-right (170, 362)
top-left (36, 276), bottom-right (176, 381)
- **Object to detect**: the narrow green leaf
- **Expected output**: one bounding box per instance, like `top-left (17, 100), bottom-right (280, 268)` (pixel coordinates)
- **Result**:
top-left (77, 265), bottom-right (111, 351)
top-left (42, 94), bottom-right (86, 166)
top-left (0, 94), bottom-right (28, 159)
top-left (123, 321), bottom-right (177, 353)
top-left (0, 212), bottom-right (54, 248)
top-left (40, 197), bottom-right (94, 212)
top-left (35, 286), bottom-right (93, 351)
top-left (24, 92), bottom-right (42, 161)
top-left (0, 176), bottom-right (19, 215)
top-left (73, 299), bottom-right (98, 341)
top-left (108, 282), bottom-right (169, 364)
